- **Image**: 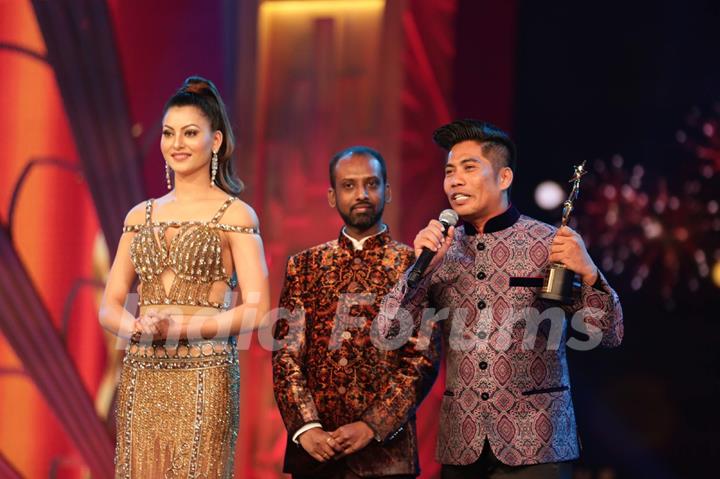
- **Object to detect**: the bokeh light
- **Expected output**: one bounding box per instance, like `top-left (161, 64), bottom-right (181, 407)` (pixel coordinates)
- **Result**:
top-left (534, 180), bottom-right (565, 210)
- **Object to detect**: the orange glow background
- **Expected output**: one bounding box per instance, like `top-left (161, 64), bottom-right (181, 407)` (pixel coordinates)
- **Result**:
top-left (0, 2), bottom-right (107, 478)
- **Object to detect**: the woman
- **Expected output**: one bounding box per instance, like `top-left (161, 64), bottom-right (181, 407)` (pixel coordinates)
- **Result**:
top-left (99, 76), bottom-right (270, 478)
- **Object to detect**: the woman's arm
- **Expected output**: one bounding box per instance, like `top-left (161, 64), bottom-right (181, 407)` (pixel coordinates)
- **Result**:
top-left (98, 204), bottom-right (145, 339)
top-left (193, 201), bottom-right (271, 339)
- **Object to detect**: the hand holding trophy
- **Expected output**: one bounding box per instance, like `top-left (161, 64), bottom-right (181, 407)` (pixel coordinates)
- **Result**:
top-left (539, 161), bottom-right (588, 303)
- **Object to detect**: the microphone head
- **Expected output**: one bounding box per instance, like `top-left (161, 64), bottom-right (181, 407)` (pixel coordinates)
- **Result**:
top-left (439, 209), bottom-right (459, 227)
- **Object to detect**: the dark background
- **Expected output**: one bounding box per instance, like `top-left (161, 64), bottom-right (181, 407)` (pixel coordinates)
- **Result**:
top-left (509, 2), bottom-right (718, 477)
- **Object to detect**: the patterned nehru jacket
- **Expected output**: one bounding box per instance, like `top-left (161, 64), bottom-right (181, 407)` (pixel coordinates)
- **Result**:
top-left (377, 205), bottom-right (623, 466)
top-left (272, 228), bottom-right (441, 477)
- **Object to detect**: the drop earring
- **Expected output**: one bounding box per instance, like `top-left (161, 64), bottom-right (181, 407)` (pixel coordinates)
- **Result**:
top-left (211, 151), bottom-right (218, 187)
top-left (165, 162), bottom-right (172, 190)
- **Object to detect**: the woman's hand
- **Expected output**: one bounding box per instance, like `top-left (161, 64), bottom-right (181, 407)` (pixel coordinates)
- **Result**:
top-left (133, 310), bottom-right (173, 341)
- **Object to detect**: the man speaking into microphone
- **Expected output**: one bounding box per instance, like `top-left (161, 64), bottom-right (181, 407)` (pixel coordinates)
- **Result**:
top-left (377, 120), bottom-right (623, 479)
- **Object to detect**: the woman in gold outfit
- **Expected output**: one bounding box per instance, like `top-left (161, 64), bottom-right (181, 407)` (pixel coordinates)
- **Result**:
top-left (99, 77), bottom-right (270, 478)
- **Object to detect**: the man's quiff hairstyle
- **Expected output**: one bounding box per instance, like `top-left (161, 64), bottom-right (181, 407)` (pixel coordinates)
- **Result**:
top-left (432, 119), bottom-right (517, 173)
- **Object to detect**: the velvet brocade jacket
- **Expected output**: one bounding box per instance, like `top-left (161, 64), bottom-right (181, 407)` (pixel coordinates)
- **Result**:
top-left (272, 229), bottom-right (441, 477)
top-left (377, 206), bottom-right (624, 467)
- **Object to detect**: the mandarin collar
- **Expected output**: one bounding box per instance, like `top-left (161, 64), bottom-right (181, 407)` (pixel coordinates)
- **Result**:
top-left (463, 205), bottom-right (521, 236)
top-left (338, 225), bottom-right (391, 251)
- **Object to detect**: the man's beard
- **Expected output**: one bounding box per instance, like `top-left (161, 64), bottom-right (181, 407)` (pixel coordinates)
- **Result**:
top-left (339, 204), bottom-right (384, 231)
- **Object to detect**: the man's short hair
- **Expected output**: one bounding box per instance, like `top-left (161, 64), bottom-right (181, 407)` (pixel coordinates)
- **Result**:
top-left (432, 119), bottom-right (517, 173)
top-left (329, 146), bottom-right (387, 188)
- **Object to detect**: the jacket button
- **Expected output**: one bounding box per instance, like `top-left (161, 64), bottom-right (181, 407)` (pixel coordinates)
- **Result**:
top-left (338, 386), bottom-right (346, 394)
top-left (477, 242), bottom-right (486, 251)
top-left (479, 361), bottom-right (488, 370)
top-left (477, 300), bottom-right (486, 310)
top-left (481, 392), bottom-right (490, 400)
top-left (476, 271), bottom-right (486, 280)
top-left (338, 358), bottom-right (348, 367)
top-left (477, 331), bottom-right (487, 340)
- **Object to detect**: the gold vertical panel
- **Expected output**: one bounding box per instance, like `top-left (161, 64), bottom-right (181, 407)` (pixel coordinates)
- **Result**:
top-left (237, 2), bottom-right (404, 477)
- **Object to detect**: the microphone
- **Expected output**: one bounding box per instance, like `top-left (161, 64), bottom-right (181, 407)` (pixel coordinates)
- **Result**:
top-left (407, 209), bottom-right (459, 288)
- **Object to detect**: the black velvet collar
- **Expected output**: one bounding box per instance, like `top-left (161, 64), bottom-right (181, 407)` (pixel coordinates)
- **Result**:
top-left (463, 205), bottom-right (521, 235)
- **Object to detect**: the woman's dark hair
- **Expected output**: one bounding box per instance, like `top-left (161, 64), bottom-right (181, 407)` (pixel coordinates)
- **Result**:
top-left (163, 76), bottom-right (243, 195)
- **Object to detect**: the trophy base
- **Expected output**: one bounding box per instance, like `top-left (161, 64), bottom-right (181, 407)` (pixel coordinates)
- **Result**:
top-left (539, 264), bottom-right (581, 304)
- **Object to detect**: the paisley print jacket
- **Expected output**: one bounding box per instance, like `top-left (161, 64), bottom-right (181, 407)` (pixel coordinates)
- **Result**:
top-left (272, 229), bottom-right (441, 476)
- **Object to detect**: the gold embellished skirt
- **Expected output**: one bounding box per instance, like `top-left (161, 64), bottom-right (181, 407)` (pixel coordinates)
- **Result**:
top-left (114, 337), bottom-right (239, 478)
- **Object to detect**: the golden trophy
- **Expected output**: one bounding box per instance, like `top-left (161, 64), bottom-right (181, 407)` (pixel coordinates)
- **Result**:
top-left (538, 161), bottom-right (588, 303)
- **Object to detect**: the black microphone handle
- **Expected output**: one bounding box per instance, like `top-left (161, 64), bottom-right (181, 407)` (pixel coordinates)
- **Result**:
top-left (407, 247), bottom-right (435, 288)
top-left (406, 220), bottom-right (452, 289)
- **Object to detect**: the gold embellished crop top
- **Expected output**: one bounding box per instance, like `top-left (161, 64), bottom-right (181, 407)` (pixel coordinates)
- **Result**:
top-left (122, 196), bottom-right (258, 309)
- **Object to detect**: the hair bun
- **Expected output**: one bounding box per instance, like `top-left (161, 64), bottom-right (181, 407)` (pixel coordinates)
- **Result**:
top-left (182, 76), bottom-right (212, 95)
